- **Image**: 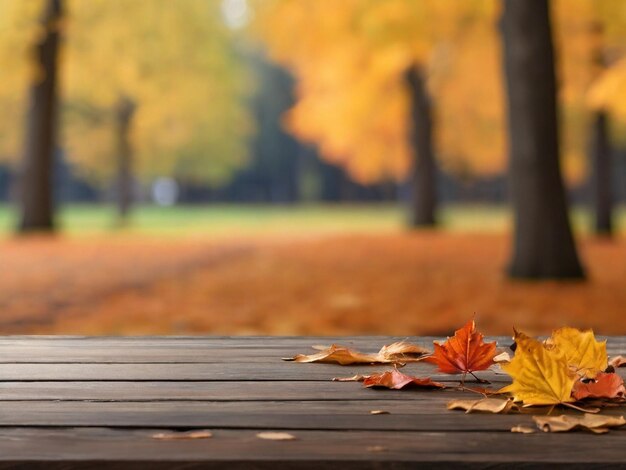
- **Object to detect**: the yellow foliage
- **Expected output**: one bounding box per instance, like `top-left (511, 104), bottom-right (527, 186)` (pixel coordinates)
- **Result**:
top-left (501, 332), bottom-right (575, 406)
top-left (546, 326), bottom-right (607, 378)
top-left (256, 0), bottom-right (503, 184)
top-left (0, 0), bottom-right (252, 185)
top-left (257, 0), bottom-right (626, 186)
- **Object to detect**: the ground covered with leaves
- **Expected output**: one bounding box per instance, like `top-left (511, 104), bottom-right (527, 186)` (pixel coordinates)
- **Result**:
top-left (1, 232), bottom-right (625, 335)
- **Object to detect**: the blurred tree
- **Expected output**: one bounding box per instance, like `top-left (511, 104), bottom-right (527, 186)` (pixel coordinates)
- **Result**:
top-left (405, 67), bottom-right (436, 225)
top-left (501, 0), bottom-right (584, 279)
top-left (254, 0), bottom-right (503, 227)
top-left (63, 0), bottom-right (252, 220)
top-left (0, 0), bottom-right (252, 222)
top-left (16, 0), bottom-right (63, 232)
top-left (579, 0), bottom-right (626, 236)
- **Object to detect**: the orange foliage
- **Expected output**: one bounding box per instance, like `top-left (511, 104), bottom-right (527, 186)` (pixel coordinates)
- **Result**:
top-left (256, 0), bottom-right (626, 185)
top-left (1, 233), bottom-right (626, 336)
top-left (255, 0), bottom-right (504, 183)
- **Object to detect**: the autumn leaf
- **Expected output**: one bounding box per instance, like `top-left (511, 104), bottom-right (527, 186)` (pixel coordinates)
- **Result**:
top-left (511, 425), bottom-right (535, 434)
top-left (377, 341), bottom-right (430, 361)
top-left (256, 432), bottom-right (297, 441)
top-left (547, 327), bottom-right (607, 378)
top-left (572, 372), bottom-right (626, 401)
top-left (362, 369), bottom-right (445, 390)
top-left (609, 355), bottom-right (626, 368)
top-left (332, 374), bottom-right (369, 382)
top-left (533, 414), bottom-right (626, 434)
top-left (425, 319), bottom-right (497, 377)
top-left (152, 430), bottom-right (212, 440)
top-left (493, 351), bottom-right (511, 363)
top-left (447, 398), bottom-right (518, 414)
top-left (283, 341), bottom-right (429, 365)
top-left (500, 331), bottom-right (576, 406)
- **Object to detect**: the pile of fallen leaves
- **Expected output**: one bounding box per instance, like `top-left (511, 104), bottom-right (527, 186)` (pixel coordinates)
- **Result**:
top-left (284, 319), bottom-right (626, 434)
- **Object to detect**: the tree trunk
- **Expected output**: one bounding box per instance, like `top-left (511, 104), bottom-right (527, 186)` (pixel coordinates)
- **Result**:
top-left (405, 67), bottom-right (437, 227)
top-left (589, 111), bottom-right (612, 236)
top-left (18, 0), bottom-right (63, 233)
top-left (501, 0), bottom-right (584, 279)
top-left (115, 96), bottom-right (136, 222)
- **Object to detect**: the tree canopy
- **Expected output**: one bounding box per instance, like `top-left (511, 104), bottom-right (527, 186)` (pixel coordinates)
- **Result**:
top-left (0, 0), bottom-right (253, 186)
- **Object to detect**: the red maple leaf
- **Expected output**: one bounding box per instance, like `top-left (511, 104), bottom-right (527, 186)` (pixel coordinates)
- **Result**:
top-left (572, 372), bottom-right (626, 401)
top-left (425, 318), bottom-right (496, 377)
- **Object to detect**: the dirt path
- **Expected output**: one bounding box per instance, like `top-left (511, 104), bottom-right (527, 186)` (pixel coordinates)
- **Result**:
top-left (2, 233), bottom-right (623, 336)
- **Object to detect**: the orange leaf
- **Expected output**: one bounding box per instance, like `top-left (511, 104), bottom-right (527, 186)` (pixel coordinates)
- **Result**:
top-left (362, 369), bottom-right (445, 390)
top-left (425, 318), bottom-right (496, 375)
top-left (572, 373), bottom-right (626, 401)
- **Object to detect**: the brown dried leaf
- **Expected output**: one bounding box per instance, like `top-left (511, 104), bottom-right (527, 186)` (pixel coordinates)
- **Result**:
top-left (332, 374), bottom-right (368, 382)
top-left (367, 445), bottom-right (388, 453)
top-left (362, 369), bottom-right (446, 390)
top-left (369, 410), bottom-right (389, 415)
top-left (256, 432), bottom-right (297, 441)
top-left (378, 341), bottom-right (430, 361)
top-left (463, 386), bottom-right (506, 396)
top-left (533, 413), bottom-right (626, 433)
top-left (511, 425), bottom-right (535, 434)
top-left (447, 398), bottom-right (518, 414)
top-left (493, 351), bottom-right (511, 363)
top-left (283, 341), bottom-right (428, 365)
top-left (572, 372), bottom-right (626, 401)
top-left (609, 355), bottom-right (626, 368)
top-left (152, 430), bottom-right (213, 440)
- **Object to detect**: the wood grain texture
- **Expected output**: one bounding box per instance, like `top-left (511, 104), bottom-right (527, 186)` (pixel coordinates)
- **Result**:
top-left (0, 428), bottom-right (624, 468)
top-left (0, 335), bottom-right (623, 469)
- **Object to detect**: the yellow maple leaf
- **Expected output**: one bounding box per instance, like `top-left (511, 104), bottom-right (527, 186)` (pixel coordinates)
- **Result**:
top-left (501, 332), bottom-right (575, 406)
top-left (546, 327), bottom-right (607, 379)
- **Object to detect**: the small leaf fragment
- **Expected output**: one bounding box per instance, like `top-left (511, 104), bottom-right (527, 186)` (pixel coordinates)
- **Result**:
top-left (463, 386), bottom-right (505, 396)
top-left (425, 318), bottom-right (497, 375)
top-left (256, 432), bottom-right (297, 441)
top-left (609, 355), bottom-right (626, 368)
top-left (447, 398), bottom-right (518, 414)
top-left (370, 410), bottom-right (390, 415)
top-left (533, 413), bottom-right (626, 433)
top-left (511, 425), bottom-right (535, 434)
top-left (494, 351), bottom-right (511, 363)
top-left (332, 374), bottom-right (368, 382)
top-left (367, 445), bottom-right (387, 453)
top-left (572, 372), bottom-right (626, 401)
top-left (152, 430), bottom-right (213, 440)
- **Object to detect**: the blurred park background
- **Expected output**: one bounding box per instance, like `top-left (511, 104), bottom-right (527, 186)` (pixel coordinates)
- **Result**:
top-left (0, 0), bottom-right (625, 336)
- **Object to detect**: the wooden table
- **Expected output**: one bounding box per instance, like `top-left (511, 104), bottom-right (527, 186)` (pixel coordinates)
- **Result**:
top-left (0, 335), bottom-right (624, 469)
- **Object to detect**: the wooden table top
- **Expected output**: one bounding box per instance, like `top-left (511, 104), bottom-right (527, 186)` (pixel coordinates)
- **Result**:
top-left (0, 335), bottom-right (624, 469)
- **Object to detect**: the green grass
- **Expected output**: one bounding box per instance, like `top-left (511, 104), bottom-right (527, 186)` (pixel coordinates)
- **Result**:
top-left (0, 202), bottom-right (623, 238)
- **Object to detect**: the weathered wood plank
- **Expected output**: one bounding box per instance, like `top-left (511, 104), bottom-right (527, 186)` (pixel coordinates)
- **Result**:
top-left (0, 362), bottom-right (516, 382)
top-left (0, 381), bottom-right (490, 401)
top-left (0, 362), bottom-right (622, 382)
top-left (0, 400), bottom-right (622, 431)
top-left (0, 428), bottom-right (624, 469)
top-left (0, 336), bottom-right (621, 364)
